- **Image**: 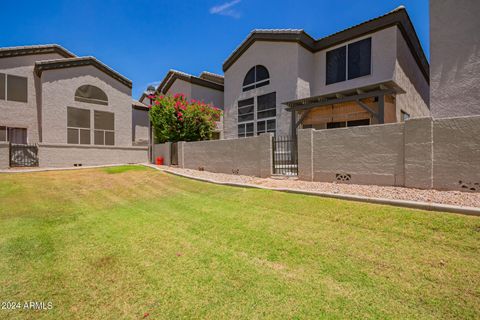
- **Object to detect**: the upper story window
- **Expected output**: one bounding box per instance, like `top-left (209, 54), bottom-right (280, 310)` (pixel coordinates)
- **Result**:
top-left (326, 37), bottom-right (371, 85)
top-left (0, 73), bottom-right (28, 103)
top-left (75, 85), bottom-right (108, 106)
top-left (243, 65), bottom-right (270, 92)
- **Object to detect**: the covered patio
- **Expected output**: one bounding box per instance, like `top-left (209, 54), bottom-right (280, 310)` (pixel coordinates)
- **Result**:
top-left (284, 82), bottom-right (405, 137)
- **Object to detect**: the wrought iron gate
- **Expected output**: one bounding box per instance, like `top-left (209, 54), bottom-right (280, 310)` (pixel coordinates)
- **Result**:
top-left (170, 142), bottom-right (179, 166)
top-left (9, 143), bottom-right (39, 167)
top-left (272, 136), bottom-right (298, 175)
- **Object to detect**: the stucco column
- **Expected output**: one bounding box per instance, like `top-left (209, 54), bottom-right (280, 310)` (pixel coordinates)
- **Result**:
top-left (259, 133), bottom-right (273, 178)
top-left (297, 128), bottom-right (314, 181)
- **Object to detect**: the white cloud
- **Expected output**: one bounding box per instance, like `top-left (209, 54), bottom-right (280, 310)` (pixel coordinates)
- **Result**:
top-left (209, 0), bottom-right (242, 18)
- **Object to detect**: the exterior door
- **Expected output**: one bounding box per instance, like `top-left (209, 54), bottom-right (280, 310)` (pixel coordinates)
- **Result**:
top-left (8, 128), bottom-right (27, 144)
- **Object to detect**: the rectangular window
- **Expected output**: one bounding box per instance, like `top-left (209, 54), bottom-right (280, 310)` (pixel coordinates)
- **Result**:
top-left (94, 111), bottom-right (114, 146)
top-left (257, 92), bottom-right (276, 119)
top-left (6, 74), bottom-right (27, 103)
top-left (238, 122), bottom-right (254, 138)
top-left (326, 46), bottom-right (346, 85)
top-left (326, 37), bottom-right (371, 85)
top-left (257, 119), bottom-right (276, 135)
top-left (238, 98), bottom-right (254, 122)
top-left (348, 38), bottom-right (372, 80)
top-left (67, 107), bottom-right (91, 144)
top-left (0, 73), bottom-right (5, 100)
top-left (0, 126), bottom-right (7, 141)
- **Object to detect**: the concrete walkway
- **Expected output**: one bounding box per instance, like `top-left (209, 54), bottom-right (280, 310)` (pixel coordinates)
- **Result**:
top-left (145, 164), bottom-right (480, 217)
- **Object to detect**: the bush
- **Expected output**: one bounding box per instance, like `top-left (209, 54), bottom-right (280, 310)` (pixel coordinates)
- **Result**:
top-left (149, 93), bottom-right (222, 143)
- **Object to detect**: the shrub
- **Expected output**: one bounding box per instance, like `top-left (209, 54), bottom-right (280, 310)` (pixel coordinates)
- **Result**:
top-left (149, 93), bottom-right (222, 143)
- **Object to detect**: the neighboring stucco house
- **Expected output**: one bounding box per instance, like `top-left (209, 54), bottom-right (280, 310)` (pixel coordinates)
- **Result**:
top-left (430, 0), bottom-right (480, 118)
top-left (222, 6), bottom-right (430, 139)
top-left (139, 69), bottom-right (224, 139)
top-left (0, 44), bottom-right (147, 168)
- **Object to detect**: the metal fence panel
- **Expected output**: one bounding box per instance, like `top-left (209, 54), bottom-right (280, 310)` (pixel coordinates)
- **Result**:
top-left (9, 143), bottom-right (39, 167)
top-left (272, 136), bottom-right (298, 175)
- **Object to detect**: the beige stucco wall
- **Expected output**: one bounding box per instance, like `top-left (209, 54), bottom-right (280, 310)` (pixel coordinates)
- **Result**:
top-left (40, 65), bottom-right (133, 146)
top-left (224, 41), bottom-right (301, 139)
top-left (0, 53), bottom-right (65, 143)
top-left (0, 142), bottom-right (9, 169)
top-left (38, 143), bottom-right (147, 168)
top-left (394, 29), bottom-right (430, 119)
top-left (165, 78), bottom-right (192, 98)
top-left (190, 83), bottom-right (224, 108)
top-left (430, 0), bottom-right (480, 117)
top-left (180, 133), bottom-right (272, 177)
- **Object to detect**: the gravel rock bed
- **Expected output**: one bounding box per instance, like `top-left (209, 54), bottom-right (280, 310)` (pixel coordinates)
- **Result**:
top-left (163, 167), bottom-right (480, 208)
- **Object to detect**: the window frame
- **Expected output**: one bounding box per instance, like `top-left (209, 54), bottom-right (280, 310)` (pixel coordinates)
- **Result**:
top-left (242, 65), bottom-right (270, 92)
top-left (75, 85), bottom-right (109, 106)
top-left (94, 110), bottom-right (115, 146)
top-left (325, 37), bottom-right (372, 86)
top-left (0, 73), bottom-right (28, 103)
top-left (67, 107), bottom-right (91, 145)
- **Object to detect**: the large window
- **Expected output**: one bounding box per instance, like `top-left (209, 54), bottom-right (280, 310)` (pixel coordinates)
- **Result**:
top-left (94, 111), bottom-right (115, 145)
top-left (326, 37), bottom-right (371, 85)
top-left (0, 126), bottom-right (6, 141)
top-left (256, 92), bottom-right (276, 135)
top-left (0, 73), bottom-right (28, 102)
top-left (237, 98), bottom-right (254, 137)
top-left (242, 65), bottom-right (270, 92)
top-left (237, 92), bottom-right (277, 137)
top-left (75, 85), bottom-right (108, 105)
top-left (67, 107), bottom-right (91, 144)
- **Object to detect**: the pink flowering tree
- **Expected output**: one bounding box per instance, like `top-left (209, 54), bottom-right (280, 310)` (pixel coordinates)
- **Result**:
top-left (149, 93), bottom-right (222, 143)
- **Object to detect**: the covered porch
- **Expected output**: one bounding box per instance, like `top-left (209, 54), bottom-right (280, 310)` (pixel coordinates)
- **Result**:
top-left (285, 82), bottom-right (405, 137)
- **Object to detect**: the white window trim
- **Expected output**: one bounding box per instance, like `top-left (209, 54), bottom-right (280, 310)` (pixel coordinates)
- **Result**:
top-left (256, 117), bottom-right (276, 135)
top-left (94, 129), bottom-right (115, 146)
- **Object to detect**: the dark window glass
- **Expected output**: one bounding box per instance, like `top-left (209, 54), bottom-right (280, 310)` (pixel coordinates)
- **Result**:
top-left (94, 130), bottom-right (104, 145)
top-left (80, 129), bottom-right (90, 144)
top-left (94, 111), bottom-right (114, 130)
top-left (0, 73), bottom-right (5, 100)
top-left (7, 74), bottom-right (27, 102)
top-left (67, 128), bottom-right (79, 144)
top-left (242, 65), bottom-right (270, 91)
top-left (347, 119), bottom-right (370, 127)
top-left (257, 92), bottom-right (276, 111)
top-left (242, 67), bottom-right (255, 87)
top-left (256, 65), bottom-right (269, 82)
top-left (0, 126), bottom-right (6, 141)
top-left (67, 107), bottom-right (90, 128)
top-left (238, 98), bottom-right (254, 122)
top-left (246, 123), bottom-right (254, 136)
top-left (348, 38), bottom-right (371, 80)
top-left (75, 85), bottom-right (108, 105)
top-left (267, 119), bottom-right (276, 131)
top-left (257, 121), bottom-right (265, 132)
top-left (238, 124), bottom-right (245, 135)
top-left (327, 121), bottom-right (347, 129)
top-left (105, 132), bottom-right (114, 145)
top-left (257, 92), bottom-right (276, 120)
top-left (326, 46), bottom-right (346, 85)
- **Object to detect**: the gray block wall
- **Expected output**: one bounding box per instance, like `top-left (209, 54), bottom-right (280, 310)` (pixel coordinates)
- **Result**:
top-left (38, 144), bottom-right (147, 168)
top-left (153, 143), bottom-right (171, 165)
top-left (0, 142), bottom-right (9, 169)
top-left (179, 133), bottom-right (272, 177)
top-left (298, 116), bottom-right (480, 192)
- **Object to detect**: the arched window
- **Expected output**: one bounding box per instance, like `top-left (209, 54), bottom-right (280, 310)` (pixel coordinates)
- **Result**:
top-left (75, 85), bottom-right (108, 105)
top-left (242, 65), bottom-right (270, 92)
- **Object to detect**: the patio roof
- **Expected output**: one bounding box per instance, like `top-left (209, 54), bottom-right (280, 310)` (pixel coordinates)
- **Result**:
top-left (284, 82), bottom-right (404, 111)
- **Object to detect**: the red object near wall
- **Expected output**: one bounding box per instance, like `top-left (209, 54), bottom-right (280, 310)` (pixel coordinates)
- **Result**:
top-left (156, 157), bottom-right (164, 165)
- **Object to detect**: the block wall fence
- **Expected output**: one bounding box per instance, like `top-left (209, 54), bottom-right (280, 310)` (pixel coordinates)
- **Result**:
top-left (298, 116), bottom-right (480, 191)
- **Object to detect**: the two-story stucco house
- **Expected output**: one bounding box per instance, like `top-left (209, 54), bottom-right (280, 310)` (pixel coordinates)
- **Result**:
top-left (222, 6), bottom-right (430, 139)
top-left (0, 44), bottom-right (147, 168)
top-left (140, 69), bottom-right (224, 139)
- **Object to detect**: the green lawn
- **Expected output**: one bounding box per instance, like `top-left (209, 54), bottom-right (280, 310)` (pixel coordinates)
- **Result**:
top-left (0, 166), bottom-right (479, 319)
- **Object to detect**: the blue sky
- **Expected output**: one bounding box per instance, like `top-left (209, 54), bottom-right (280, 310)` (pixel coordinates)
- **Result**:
top-left (0, 0), bottom-right (429, 99)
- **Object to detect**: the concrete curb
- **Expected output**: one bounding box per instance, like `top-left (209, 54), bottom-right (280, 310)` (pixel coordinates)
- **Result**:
top-left (0, 163), bottom-right (150, 174)
top-left (144, 165), bottom-right (480, 217)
